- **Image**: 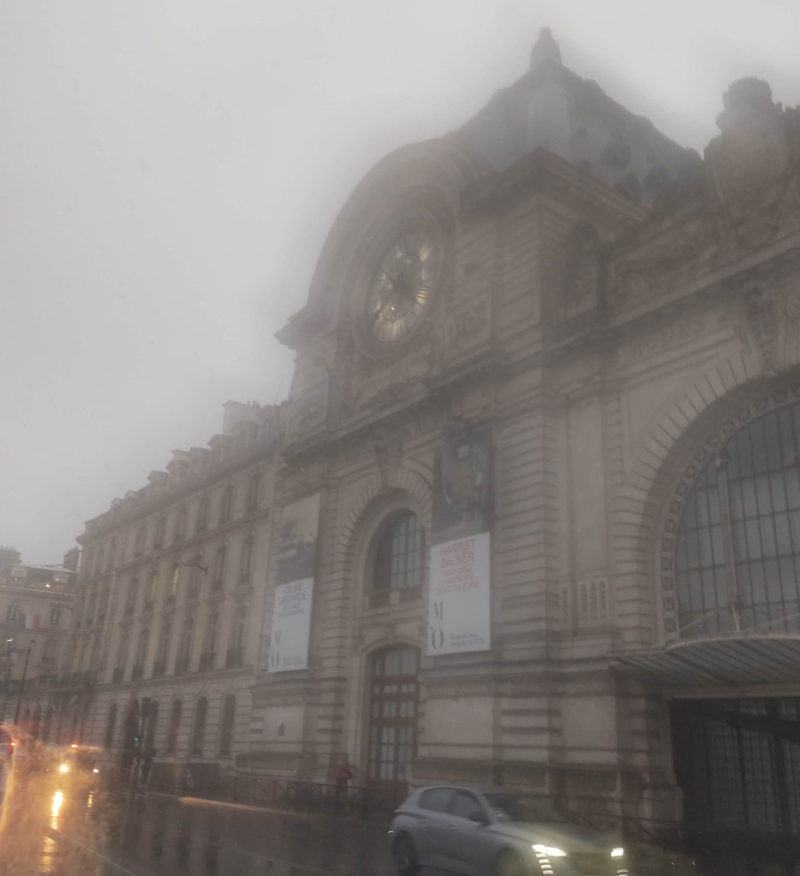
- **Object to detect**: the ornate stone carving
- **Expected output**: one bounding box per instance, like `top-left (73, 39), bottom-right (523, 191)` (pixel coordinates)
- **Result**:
top-left (736, 280), bottom-right (781, 374)
top-left (706, 79), bottom-right (791, 205)
top-left (371, 425), bottom-right (405, 487)
top-left (445, 261), bottom-right (492, 355)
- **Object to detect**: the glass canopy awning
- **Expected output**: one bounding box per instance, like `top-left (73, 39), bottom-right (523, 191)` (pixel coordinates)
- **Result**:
top-left (613, 634), bottom-right (800, 689)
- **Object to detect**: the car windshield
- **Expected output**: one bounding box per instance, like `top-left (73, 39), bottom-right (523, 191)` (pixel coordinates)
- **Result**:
top-left (483, 793), bottom-right (566, 825)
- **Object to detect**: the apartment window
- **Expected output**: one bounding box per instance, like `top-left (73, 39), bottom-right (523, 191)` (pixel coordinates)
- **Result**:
top-left (169, 564), bottom-right (180, 601)
top-left (231, 605), bottom-right (247, 652)
top-left (116, 631), bottom-right (130, 677)
top-left (125, 577), bottom-right (139, 616)
top-left (84, 553), bottom-right (94, 578)
top-left (213, 546), bottom-right (227, 590)
top-left (134, 526), bottom-right (146, 558)
top-left (134, 627), bottom-right (150, 676)
top-left (203, 611), bottom-right (219, 657)
top-left (106, 541), bottom-right (116, 573)
top-left (49, 608), bottom-right (61, 626)
top-left (219, 485), bottom-right (235, 525)
top-left (191, 697), bottom-right (208, 756)
top-left (104, 704), bottom-right (117, 750)
top-left (98, 588), bottom-right (109, 620)
top-left (187, 555), bottom-right (203, 598)
top-left (166, 699), bottom-right (182, 755)
top-left (196, 497), bottom-right (209, 534)
top-left (174, 507), bottom-right (187, 543)
top-left (6, 605), bottom-right (19, 623)
top-left (240, 536), bottom-right (254, 583)
top-left (154, 619), bottom-right (171, 676)
top-left (86, 592), bottom-right (96, 624)
top-left (247, 472), bottom-right (261, 512)
top-left (96, 548), bottom-right (104, 576)
top-left (219, 694), bottom-right (236, 756)
top-left (145, 568), bottom-right (159, 606)
top-left (176, 611), bottom-right (195, 674)
top-left (153, 517), bottom-right (166, 551)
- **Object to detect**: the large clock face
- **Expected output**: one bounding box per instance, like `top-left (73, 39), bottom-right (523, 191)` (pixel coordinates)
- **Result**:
top-left (365, 224), bottom-right (440, 344)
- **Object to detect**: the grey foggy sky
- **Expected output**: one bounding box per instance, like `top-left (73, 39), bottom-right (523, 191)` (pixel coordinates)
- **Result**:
top-left (1, 0), bottom-right (797, 564)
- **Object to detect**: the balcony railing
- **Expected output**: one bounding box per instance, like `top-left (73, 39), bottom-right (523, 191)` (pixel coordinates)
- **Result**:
top-left (174, 656), bottom-right (189, 676)
top-left (225, 647), bottom-right (243, 669)
top-left (199, 651), bottom-right (215, 672)
top-left (131, 664), bottom-right (144, 681)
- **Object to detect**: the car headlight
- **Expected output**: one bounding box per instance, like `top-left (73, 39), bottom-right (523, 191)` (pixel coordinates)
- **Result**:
top-left (610, 847), bottom-right (625, 858)
top-left (93, 768), bottom-right (99, 774)
top-left (59, 764), bottom-right (69, 773)
top-left (532, 845), bottom-right (567, 857)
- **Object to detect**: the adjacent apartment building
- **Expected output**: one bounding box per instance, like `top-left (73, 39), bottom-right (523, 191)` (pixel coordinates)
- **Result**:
top-left (37, 29), bottom-right (800, 875)
top-left (0, 546), bottom-right (77, 728)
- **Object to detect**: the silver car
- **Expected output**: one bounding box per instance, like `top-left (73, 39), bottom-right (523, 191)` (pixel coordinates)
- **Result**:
top-left (389, 786), bottom-right (627, 876)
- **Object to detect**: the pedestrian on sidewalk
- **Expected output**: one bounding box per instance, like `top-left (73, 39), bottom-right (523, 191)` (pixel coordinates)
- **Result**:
top-left (334, 758), bottom-right (354, 813)
top-left (139, 748), bottom-right (156, 793)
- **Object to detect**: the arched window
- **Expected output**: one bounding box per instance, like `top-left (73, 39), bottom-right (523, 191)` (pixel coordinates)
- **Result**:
top-left (213, 545), bottom-right (227, 590)
top-left (168, 564), bottom-right (180, 601)
top-left (196, 497), bottom-right (209, 534)
top-left (368, 646), bottom-right (419, 785)
top-left (153, 517), bottom-right (166, 551)
top-left (675, 403), bottom-right (800, 638)
top-left (219, 694), bottom-right (236, 756)
top-left (166, 699), bottom-right (182, 754)
top-left (247, 472), bottom-right (262, 512)
top-left (219, 485), bottom-right (235, 524)
top-left (373, 511), bottom-right (425, 591)
top-left (104, 704), bottom-right (117, 750)
top-left (174, 507), bottom-right (187, 543)
top-left (125, 577), bottom-right (139, 616)
top-left (191, 697), bottom-right (208, 756)
top-left (240, 535), bottom-right (255, 583)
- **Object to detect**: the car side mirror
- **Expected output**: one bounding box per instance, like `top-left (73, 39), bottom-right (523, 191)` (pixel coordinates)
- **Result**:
top-left (469, 811), bottom-right (488, 825)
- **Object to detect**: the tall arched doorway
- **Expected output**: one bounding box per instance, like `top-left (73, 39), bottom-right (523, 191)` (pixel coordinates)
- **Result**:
top-left (367, 645), bottom-right (419, 789)
top-left (668, 399), bottom-right (800, 874)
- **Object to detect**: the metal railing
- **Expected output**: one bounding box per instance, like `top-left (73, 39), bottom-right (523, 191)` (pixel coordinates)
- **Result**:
top-left (149, 772), bottom-right (407, 821)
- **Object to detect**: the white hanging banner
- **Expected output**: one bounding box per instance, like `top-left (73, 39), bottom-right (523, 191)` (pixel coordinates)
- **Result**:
top-left (268, 578), bottom-right (314, 671)
top-left (267, 493), bottom-right (320, 673)
top-left (428, 428), bottom-right (492, 656)
top-left (428, 531), bottom-right (491, 655)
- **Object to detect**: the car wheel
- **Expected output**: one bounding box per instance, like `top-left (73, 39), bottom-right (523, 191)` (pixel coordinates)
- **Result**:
top-left (394, 835), bottom-right (419, 876)
top-left (494, 849), bottom-right (527, 876)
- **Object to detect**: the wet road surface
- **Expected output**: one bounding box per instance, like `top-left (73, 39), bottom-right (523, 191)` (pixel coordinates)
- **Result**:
top-left (0, 765), bottom-right (395, 876)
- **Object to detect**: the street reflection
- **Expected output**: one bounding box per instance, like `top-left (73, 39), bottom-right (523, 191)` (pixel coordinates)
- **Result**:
top-left (52, 789), bottom-right (63, 819)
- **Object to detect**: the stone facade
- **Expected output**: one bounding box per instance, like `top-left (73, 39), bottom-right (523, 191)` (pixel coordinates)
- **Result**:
top-left (23, 30), bottom-right (800, 869)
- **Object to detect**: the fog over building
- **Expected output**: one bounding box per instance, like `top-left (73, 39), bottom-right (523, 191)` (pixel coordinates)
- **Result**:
top-left (18, 30), bottom-right (800, 873)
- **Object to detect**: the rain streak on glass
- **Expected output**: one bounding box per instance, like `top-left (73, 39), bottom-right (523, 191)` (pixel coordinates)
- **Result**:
top-left (367, 225), bottom-right (438, 343)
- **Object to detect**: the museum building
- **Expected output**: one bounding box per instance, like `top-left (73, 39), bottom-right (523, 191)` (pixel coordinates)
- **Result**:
top-left (63, 30), bottom-right (800, 874)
